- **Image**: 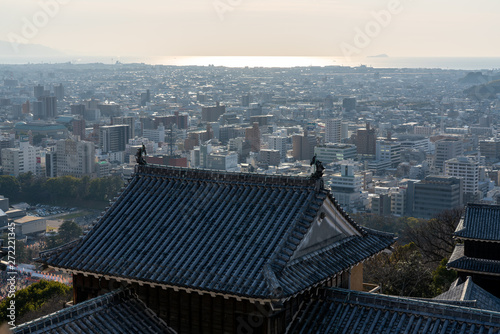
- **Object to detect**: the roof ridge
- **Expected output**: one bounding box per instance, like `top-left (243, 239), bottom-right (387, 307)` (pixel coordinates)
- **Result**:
top-left (267, 191), bottom-right (321, 273)
top-left (37, 239), bottom-right (80, 260)
top-left (135, 165), bottom-right (319, 188)
top-left (324, 287), bottom-right (500, 322)
top-left (13, 288), bottom-right (128, 330)
top-left (461, 276), bottom-right (473, 301)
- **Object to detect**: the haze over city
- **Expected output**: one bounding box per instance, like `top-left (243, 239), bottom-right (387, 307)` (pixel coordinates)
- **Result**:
top-left (1, 0), bottom-right (500, 62)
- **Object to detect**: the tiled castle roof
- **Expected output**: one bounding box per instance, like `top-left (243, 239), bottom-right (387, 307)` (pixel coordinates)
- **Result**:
top-left (39, 166), bottom-right (394, 300)
top-left (434, 276), bottom-right (500, 312)
top-left (447, 244), bottom-right (500, 275)
top-left (13, 289), bottom-right (174, 334)
top-left (454, 204), bottom-right (500, 242)
top-left (287, 288), bottom-right (500, 333)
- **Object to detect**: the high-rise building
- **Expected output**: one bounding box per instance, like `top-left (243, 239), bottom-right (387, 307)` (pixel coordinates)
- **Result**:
top-left (56, 139), bottom-right (95, 177)
top-left (414, 125), bottom-right (434, 136)
top-left (241, 95), bottom-right (251, 107)
top-left (54, 84), bottom-right (64, 101)
top-left (411, 176), bottom-right (463, 219)
top-left (45, 148), bottom-right (57, 178)
top-left (356, 123), bottom-right (376, 155)
top-left (292, 132), bottom-right (316, 161)
top-left (22, 100), bottom-right (30, 114)
top-left (245, 122), bottom-right (261, 152)
top-left (390, 188), bottom-right (406, 216)
top-left (38, 96), bottom-right (57, 119)
top-left (1, 138), bottom-right (37, 177)
top-left (480, 140), bottom-right (500, 161)
top-left (71, 104), bottom-right (86, 116)
top-left (154, 111), bottom-right (189, 130)
top-left (140, 89), bottom-right (151, 106)
top-left (247, 103), bottom-right (263, 118)
top-left (314, 144), bottom-right (357, 164)
top-left (201, 102), bottom-right (225, 122)
top-left (268, 136), bottom-right (287, 161)
top-left (376, 140), bottom-right (402, 167)
top-left (325, 119), bottom-right (347, 144)
top-left (99, 125), bottom-right (130, 153)
top-left (143, 124), bottom-right (166, 143)
top-left (112, 116), bottom-right (135, 139)
top-left (32, 101), bottom-right (43, 119)
top-left (330, 162), bottom-right (364, 212)
top-left (258, 149), bottom-right (281, 167)
top-left (444, 156), bottom-right (480, 203)
top-left (0, 137), bottom-right (14, 166)
top-left (435, 138), bottom-right (463, 172)
top-left (72, 118), bottom-right (86, 140)
top-left (34, 84), bottom-right (45, 99)
top-left (371, 193), bottom-right (391, 215)
top-left (324, 95), bottom-right (334, 109)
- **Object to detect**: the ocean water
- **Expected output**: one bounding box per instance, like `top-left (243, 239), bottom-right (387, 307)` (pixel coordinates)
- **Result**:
top-left (1, 55), bottom-right (499, 70)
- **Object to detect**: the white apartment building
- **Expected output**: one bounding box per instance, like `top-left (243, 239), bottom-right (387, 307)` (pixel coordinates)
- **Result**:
top-left (390, 188), bottom-right (406, 216)
top-left (329, 163), bottom-right (364, 211)
top-left (325, 119), bottom-right (348, 144)
top-left (376, 140), bottom-right (402, 167)
top-left (268, 136), bottom-right (287, 161)
top-left (314, 144), bottom-right (357, 164)
top-left (143, 124), bottom-right (166, 144)
top-left (444, 156), bottom-right (479, 199)
top-left (435, 138), bottom-right (463, 172)
top-left (397, 136), bottom-right (431, 153)
top-left (1, 139), bottom-right (37, 177)
top-left (56, 139), bottom-right (95, 177)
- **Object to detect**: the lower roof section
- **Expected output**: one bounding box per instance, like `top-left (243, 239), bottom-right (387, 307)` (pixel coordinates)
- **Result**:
top-left (287, 288), bottom-right (500, 334)
top-left (13, 288), bottom-right (175, 334)
top-left (447, 244), bottom-right (500, 276)
top-left (433, 276), bottom-right (500, 312)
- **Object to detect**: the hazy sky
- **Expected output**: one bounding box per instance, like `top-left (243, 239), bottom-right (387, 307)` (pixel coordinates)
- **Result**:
top-left (1, 0), bottom-right (499, 58)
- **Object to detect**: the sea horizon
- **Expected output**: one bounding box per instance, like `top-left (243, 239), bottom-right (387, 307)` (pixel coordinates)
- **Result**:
top-left (0, 55), bottom-right (499, 70)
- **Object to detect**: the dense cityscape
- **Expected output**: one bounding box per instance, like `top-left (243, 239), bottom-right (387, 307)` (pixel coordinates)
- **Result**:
top-left (1, 63), bottom-right (500, 216)
top-left (1, 61), bottom-right (500, 333)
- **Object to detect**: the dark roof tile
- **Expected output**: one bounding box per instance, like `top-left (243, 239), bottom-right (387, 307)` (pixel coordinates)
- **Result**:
top-left (434, 276), bottom-right (500, 312)
top-left (447, 244), bottom-right (500, 274)
top-left (39, 166), bottom-right (394, 299)
top-left (455, 204), bottom-right (500, 241)
top-left (13, 289), bottom-right (174, 334)
top-left (288, 288), bottom-right (500, 333)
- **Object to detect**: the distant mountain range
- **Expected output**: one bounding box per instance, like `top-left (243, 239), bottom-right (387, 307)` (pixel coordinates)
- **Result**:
top-left (464, 79), bottom-right (500, 100)
top-left (459, 71), bottom-right (500, 85)
top-left (0, 40), bottom-right (63, 57)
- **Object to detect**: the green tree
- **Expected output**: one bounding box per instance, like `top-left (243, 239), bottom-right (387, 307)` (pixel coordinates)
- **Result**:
top-left (77, 175), bottom-right (91, 200)
top-left (88, 177), bottom-right (105, 201)
top-left (58, 221), bottom-right (82, 244)
top-left (32, 134), bottom-right (45, 146)
top-left (46, 176), bottom-right (80, 204)
top-left (17, 172), bottom-right (36, 201)
top-left (0, 280), bottom-right (71, 324)
top-left (44, 221), bottom-right (83, 249)
top-left (88, 176), bottom-right (123, 202)
top-left (431, 258), bottom-right (457, 295)
top-left (0, 175), bottom-right (21, 199)
top-left (405, 208), bottom-right (463, 264)
top-left (364, 243), bottom-right (434, 298)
